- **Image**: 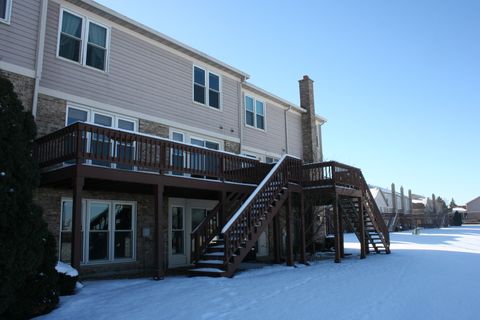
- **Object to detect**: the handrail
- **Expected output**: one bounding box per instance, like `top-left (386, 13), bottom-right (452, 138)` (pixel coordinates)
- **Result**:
top-left (301, 160), bottom-right (390, 250)
top-left (360, 176), bottom-right (390, 246)
top-left (221, 155), bottom-right (302, 265)
top-left (190, 192), bottom-right (247, 263)
top-left (33, 122), bottom-right (266, 184)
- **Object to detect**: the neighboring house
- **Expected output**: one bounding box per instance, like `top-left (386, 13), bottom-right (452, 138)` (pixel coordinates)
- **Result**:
top-left (1, 0), bottom-right (389, 279)
top-left (370, 184), bottom-right (412, 230)
top-left (466, 197), bottom-right (480, 223)
top-left (370, 185), bottom-right (412, 215)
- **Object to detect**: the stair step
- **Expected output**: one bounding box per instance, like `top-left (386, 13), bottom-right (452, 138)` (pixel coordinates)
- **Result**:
top-left (189, 268), bottom-right (225, 277)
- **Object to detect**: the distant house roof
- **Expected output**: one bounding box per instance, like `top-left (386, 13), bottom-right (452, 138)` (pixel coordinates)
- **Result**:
top-left (467, 196), bottom-right (480, 206)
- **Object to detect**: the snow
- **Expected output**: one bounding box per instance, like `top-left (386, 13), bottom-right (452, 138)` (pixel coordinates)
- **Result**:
top-left (55, 261), bottom-right (79, 277)
top-left (222, 154), bottom-right (287, 233)
top-left (38, 226), bottom-right (480, 320)
top-left (452, 207), bottom-right (466, 213)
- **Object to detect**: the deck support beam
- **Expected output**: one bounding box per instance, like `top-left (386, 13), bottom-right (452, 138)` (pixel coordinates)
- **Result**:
top-left (333, 195), bottom-right (341, 263)
top-left (71, 175), bottom-right (84, 270)
top-left (273, 214), bottom-right (281, 263)
top-left (299, 192), bottom-right (307, 264)
top-left (286, 193), bottom-right (294, 266)
top-left (154, 184), bottom-right (165, 280)
top-left (359, 197), bottom-right (367, 259)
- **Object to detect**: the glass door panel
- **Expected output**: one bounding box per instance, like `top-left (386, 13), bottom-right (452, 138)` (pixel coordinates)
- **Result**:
top-left (88, 202), bottom-right (110, 261)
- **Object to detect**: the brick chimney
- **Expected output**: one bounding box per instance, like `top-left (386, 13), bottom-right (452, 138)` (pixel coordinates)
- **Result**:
top-left (299, 75), bottom-right (321, 163)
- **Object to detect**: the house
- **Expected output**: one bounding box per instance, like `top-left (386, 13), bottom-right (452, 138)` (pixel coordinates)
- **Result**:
top-left (466, 197), bottom-right (480, 223)
top-left (1, 0), bottom-right (389, 279)
top-left (369, 184), bottom-right (412, 230)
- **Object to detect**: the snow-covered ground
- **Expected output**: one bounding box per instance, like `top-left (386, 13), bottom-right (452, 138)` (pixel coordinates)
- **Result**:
top-left (38, 226), bottom-right (480, 320)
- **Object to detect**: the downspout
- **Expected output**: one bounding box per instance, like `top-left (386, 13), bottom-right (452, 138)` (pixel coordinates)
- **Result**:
top-left (238, 81), bottom-right (244, 152)
top-left (284, 106), bottom-right (291, 154)
top-left (32, 0), bottom-right (48, 119)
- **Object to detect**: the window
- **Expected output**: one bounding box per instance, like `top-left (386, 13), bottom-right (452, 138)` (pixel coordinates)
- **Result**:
top-left (190, 137), bottom-right (220, 178)
top-left (245, 95), bottom-right (265, 130)
top-left (266, 157), bottom-right (279, 164)
top-left (58, 9), bottom-right (109, 71)
top-left (59, 199), bottom-right (136, 264)
top-left (193, 66), bottom-right (221, 109)
top-left (65, 105), bottom-right (137, 168)
top-left (0, 0), bottom-right (12, 24)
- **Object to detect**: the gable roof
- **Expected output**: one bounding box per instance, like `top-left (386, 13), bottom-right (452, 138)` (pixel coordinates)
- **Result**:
top-left (467, 196), bottom-right (480, 205)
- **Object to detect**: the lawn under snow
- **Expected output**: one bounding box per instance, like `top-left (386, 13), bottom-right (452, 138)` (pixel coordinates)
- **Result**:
top-left (38, 226), bottom-right (480, 320)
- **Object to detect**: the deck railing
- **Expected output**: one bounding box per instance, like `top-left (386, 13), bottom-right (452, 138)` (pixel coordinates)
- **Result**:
top-left (222, 156), bottom-right (302, 268)
top-left (302, 161), bottom-right (362, 190)
top-left (302, 161), bottom-right (390, 247)
top-left (33, 122), bottom-right (268, 184)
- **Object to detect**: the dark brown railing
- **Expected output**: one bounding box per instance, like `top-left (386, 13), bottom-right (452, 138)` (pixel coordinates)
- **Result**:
top-left (302, 161), bottom-right (390, 249)
top-left (302, 161), bottom-right (362, 190)
top-left (33, 122), bottom-right (268, 184)
top-left (190, 192), bottom-right (248, 263)
top-left (360, 177), bottom-right (390, 247)
top-left (221, 156), bottom-right (302, 269)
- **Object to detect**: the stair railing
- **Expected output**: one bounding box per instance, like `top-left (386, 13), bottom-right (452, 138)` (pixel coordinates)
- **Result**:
top-left (190, 192), bottom-right (246, 263)
top-left (359, 175), bottom-right (390, 248)
top-left (221, 155), bottom-right (302, 266)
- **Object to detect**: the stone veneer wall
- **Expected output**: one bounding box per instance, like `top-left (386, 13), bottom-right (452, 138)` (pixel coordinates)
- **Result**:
top-left (139, 119), bottom-right (169, 138)
top-left (0, 69), bottom-right (35, 112)
top-left (35, 94), bottom-right (67, 137)
top-left (224, 140), bottom-right (240, 154)
top-left (34, 187), bottom-right (169, 278)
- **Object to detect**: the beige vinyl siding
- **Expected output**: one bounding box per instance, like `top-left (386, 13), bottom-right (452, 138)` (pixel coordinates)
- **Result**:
top-left (243, 101), bottom-right (286, 157)
top-left (0, 0), bottom-right (40, 71)
top-left (40, 2), bottom-right (240, 139)
top-left (286, 111), bottom-right (303, 158)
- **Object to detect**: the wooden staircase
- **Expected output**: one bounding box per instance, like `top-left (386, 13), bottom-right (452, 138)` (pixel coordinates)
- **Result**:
top-left (189, 155), bottom-right (301, 277)
top-left (339, 197), bottom-right (389, 254)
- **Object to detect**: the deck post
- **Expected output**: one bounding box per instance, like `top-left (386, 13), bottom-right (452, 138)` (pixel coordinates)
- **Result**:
top-left (339, 203), bottom-right (345, 259)
top-left (359, 197), bottom-right (367, 259)
top-left (333, 195), bottom-right (341, 263)
top-left (219, 191), bottom-right (227, 228)
top-left (273, 214), bottom-right (281, 263)
top-left (154, 184), bottom-right (165, 280)
top-left (299, 192), bottom-right (307, 264)
top-left (71, 175), bottom-right (84, 270)
top-left (286, 192), bottom-right (294, 266)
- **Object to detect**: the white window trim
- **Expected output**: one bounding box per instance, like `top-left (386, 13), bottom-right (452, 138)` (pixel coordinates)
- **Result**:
top-left (0, 0), bottom-right (12, 24)
top-left (169, 128), bottom-right (224, 151)
top-left (244, 95), bottom-right (266, 132)
top-left (57, 7), bottom-right (111, 73)
top-left (59, 198), bottom-right (137, 265)
top-left (192, 65), bottom-right (222, 111)
top-left (66, 104), bottom-right (138, 131)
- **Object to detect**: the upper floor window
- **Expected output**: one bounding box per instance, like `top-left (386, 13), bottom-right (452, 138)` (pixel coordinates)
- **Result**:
top-left (58, 9), bottom-right (109, 71)
top-left (0, 0), bottom-right (12, 24)
top-left (193, 66), bottom-right (221, 109)
top-left (245, 95), bottom-right (265, 130)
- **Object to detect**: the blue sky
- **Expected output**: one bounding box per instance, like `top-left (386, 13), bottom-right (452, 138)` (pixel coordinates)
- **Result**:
top-left (96, 0), bottom-right (479, 204)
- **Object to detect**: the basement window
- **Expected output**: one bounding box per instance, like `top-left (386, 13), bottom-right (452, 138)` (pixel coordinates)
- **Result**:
top-left (59, 199), bottom-right (136, 264)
